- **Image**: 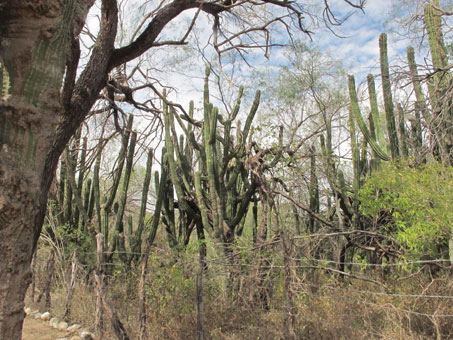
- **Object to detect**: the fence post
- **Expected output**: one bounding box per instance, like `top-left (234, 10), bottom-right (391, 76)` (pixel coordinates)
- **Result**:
top-left (95, 233), bottom-right (105, 338)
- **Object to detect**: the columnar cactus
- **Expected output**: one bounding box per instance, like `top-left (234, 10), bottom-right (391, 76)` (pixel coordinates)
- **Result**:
top-left (379, 33), bottom-right (400, 159)
top-left (348, 75), bottom-right (390, 162)
top-left (424, 1), bottom-right (452, 164)
top-left (161, 66), bottom-right (269, 249)
top-left (406, 47), bottom-right (425, 152)
top-left (308, 146), bottom-right (319, 233)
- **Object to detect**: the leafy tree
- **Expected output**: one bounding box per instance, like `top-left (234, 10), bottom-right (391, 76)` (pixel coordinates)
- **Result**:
top-left (359, 161), bottom-right (453, 260)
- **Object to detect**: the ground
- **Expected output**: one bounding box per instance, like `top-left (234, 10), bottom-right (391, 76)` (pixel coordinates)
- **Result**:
top-left (22, 317), bottom-right (69, 340)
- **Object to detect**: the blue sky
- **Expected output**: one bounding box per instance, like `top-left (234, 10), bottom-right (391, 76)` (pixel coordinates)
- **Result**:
top-left (82, 1), bottom-right (417, 100)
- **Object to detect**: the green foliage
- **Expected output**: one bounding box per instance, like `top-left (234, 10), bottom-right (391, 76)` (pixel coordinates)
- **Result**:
top-left (359, 161), bottom-right (453, 258)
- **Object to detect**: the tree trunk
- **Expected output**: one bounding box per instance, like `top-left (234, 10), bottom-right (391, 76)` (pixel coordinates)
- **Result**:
top-left (0, 1), bottom-right (95, 338)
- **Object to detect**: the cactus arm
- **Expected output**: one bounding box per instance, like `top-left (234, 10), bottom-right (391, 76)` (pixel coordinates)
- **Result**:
top-left (227, 181), bottom-right (257, 228)
top-left (348, 75), bottom-right (390, 161)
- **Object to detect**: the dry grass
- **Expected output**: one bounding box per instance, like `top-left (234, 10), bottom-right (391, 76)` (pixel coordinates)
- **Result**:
top-left (27, 245), bottom-right (453, 340)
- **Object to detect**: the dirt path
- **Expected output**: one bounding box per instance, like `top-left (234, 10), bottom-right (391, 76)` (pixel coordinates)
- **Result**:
top-left (22, 317), bottom-right (70, 340)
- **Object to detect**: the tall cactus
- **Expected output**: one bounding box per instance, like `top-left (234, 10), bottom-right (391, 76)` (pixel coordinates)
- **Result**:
top-left (379, 33), bottom-right (400, 159)
top-left (424, 1), bottom-right (452, 164)
top-left (308, 146), bottom-right (319, 233)
top-left (406, 47), bottom-right (425, 152)
top-left (161, 66), bottom-right (274, 251)
top-left (348, 75), bottom-right (390, 162)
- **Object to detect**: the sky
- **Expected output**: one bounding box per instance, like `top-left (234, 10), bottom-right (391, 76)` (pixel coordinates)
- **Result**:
top-left (80, 0), bottom-right (442, 164)
top-left (82, 0), bottom-right (422, 105)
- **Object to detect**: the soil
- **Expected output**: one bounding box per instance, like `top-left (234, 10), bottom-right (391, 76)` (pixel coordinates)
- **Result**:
top-left (22, 317), bottom-right (70, 340)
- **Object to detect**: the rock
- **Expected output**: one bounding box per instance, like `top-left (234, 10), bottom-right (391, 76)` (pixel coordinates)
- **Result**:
top-left (58, 321), bottom-right (69, 331)
top-left (67, 324), bottom-right (81, 332)
top-left (77, 328), bottom-right (89, 335)
top-left (80, 331), bottom-right (95, 340)
top-left (50, 317), bottom-right (59, 328)
top-left (41, 312), bottom-right (51, 321)
top-left (33, 312), bottom-right (43, 319)
top-left (70, 336), bottom-right (82, 340)
top-left (24, 307), bottom-right (32, 315)
top-left (55, 338), bottom-right (68, 340)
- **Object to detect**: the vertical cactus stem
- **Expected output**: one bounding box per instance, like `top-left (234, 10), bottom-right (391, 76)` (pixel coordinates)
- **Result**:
top-left (194, 172), bottom-right (211, 231)
top-left (164, 94), bottom-right (194, 216)
top-left (368, 112), bottom-right (380, 170)
top-left (58, 159), bottom-right (66, 207)
top-left (231, 86), bottom-right (244, 121)
top-left (93, 147), bottom-right (102, 233)
top-left (114, 131), bottom-right (136, 235)
top-left (105, 115), bottom-right (134, 212)
top-left (397, 104), bottom-right (409, 159)
top-left (367, 74), bottom-right (386, 149)
top-left (337, 170), bottom-right (354, 216)
top-left (348, 104), bottom-right (360, 198)
top-left (136, 148), bottom-right (153, 250)
top-left (209, 107), bottom-right (218, 144)
top-left (242, 90), bottom-right (260, 143)
top-left (348, 75), bottom-right (390, 161)
top-left (379, 33), bottom-right (400, 159)
top-left (406, 47), bottom-right (429, 124)
top-left (82, 178), bottom-right (91, 215)
top-left (308, 146), bottom-right (319, 233)
top-left (63, 149), bottom-right (73, 224)
top-left (168, 109), bottom-right (191, 193)
top-left (204, 111), bottom-right (221, 234)
top-left (424, 3), bottom-right (448, 74)
top-left (204, 66), bottom-right (211, 106)
top-left (77, 137), bottom-right (87, 196)
top-left (127, 215), bottom-right (133, 235)
top-left (80, 178), bottom-right (91, 231)
top-left (65, 148), bottom-right (89, 228)
top-left (144, 168), bottom-right (165, 247)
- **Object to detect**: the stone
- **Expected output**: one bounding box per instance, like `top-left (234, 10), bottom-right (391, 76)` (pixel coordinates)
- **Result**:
top-left (67, 324), bottom-right (81, 332)
top-left (33, 312), bottom-right (42, 319)
top-left (55, 338), bottom-right (68, 340)
top-left (58, 321), bottom-right (69, 331)
top-left (80, 331), bottom-right (95, 340)
top-left (24, 307), bottom-right (32, 315)
top-left (41, 312), bottom-right (51, 321)
top-left (50, 317), bottom-right (59, 328)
